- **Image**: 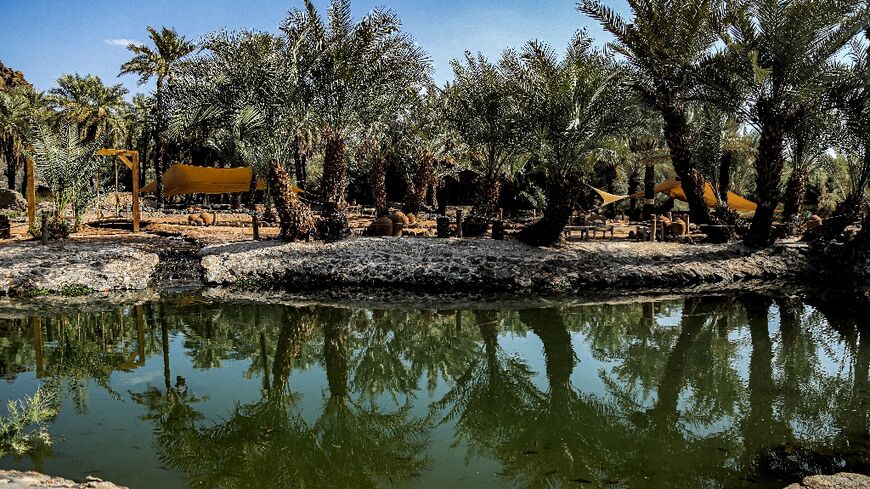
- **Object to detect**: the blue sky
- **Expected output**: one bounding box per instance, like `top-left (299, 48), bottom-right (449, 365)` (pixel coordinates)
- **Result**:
top-left (0, 0), bottom-right (626, 97)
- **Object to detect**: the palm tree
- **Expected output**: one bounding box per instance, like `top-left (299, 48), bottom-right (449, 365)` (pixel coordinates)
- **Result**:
top-left (48, 74), bottom-right (128, 144)
top-left (120, 26), bottom-right (195, 206)
top-left (0, 86), bottom-right (48, 191)
top-left (578, 0), bottom-right (730, 225)
top-left (505, 34), bottom-right (637, 245)
top-left (721, 0), bottom-right (863, 246)
top-left (168, 31), bottom-right (317, 240)
top-left (443, 52), bottom-right (524, 219)
top-left (284, 0), bottom-right (431, 241)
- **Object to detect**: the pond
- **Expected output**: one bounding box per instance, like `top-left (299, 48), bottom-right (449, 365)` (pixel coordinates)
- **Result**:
top-left (0, 292), bottom-right (868, 488)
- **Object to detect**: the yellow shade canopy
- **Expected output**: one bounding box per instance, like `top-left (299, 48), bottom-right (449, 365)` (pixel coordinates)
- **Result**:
top-left (140, 164), bottom-right (281, 196)
top-left (590, 179), bottom-right (757, 213)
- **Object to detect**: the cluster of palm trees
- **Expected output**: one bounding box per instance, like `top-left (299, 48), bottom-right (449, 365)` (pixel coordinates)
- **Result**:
top-left (1, 0), bottom-right (868, 248)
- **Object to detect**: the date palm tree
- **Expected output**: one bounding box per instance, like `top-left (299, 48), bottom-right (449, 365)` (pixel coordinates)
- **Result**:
top-left (0, 86), bottom-right (48, 191)
top-left (720, 0), bottom-right (864, 246)
top-left (284, 0), bottom-right (431, 241)
top-left (505, 34), bottom-right (637, 246)
top-left (443, 52), bottom-right (524, 219)
top-left (169, 30), bottom-right (317, 241)
top-left (120, 26), bottom-right (195, 206)
top-left (578, 0), bottom-right (731, 225)
top-left (48, 74), bottom-right (128, 144)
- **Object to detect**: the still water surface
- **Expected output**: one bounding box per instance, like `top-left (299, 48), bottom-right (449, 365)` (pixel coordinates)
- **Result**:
top-left (1, 293), bottom-right (869, 488)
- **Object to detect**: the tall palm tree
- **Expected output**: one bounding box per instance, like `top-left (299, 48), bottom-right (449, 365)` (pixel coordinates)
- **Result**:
top-left (443, 52), bottom-right (524, 219)
top-left (721, 0), bottom-right (864, 246)
top-left (48, 74), bottom-right (128, 144)
top-left (169, 30), bottom-right (317, 241)
top-left (578, 0), bottom-right (730, 225)
top-left (284, 0), bottom-right (431, 241)
top-left (0, 86), bottom-right (48, 191)
top-left (120, 26), bottom-right (195, 206)
top-left (505, 34), bottom-right (637, 245)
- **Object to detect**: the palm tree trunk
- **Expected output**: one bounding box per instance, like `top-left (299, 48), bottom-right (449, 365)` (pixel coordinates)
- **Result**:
top-left (370, 154), bottom-right (387, 216)
top-left (471, 172), bottom-right (500, 218)
top-left (404, 153), bottom-right (433, 215)
top-left (293, 135), bottom-right (307, 190)
top-left (747, 121), bottom-right (786, 247)
top-left (643, 161), bottom-right (655, 220)
top-left (518, 173), bottom-right (576, 246)
top-left (155, 83), bottom-right (166, 207)
top-left (781, 168), bottom-right (807, 235)
top-left (324, 316), bottom-right (350, 399)
top-left (719, 151), bottom-right (733, 202)
top-left (246, 171), bottom-right (258, 211)
top-left (628, 169), bottom-right (641, 220)
top-left (4, 138), bottom-right (18, 190)
top-left (661, 105), bottom-right (711, 224)
top-left (268, 163), bottom-right (315, 241)
top-left (319, 130), bottom-right (350, 241)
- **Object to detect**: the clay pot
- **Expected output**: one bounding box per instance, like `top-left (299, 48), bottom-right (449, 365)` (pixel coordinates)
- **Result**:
top-left (188, 215), bottom-right (204, 226)
top-left (406, 213), bottom-right (417, 225)
top-left (367, 216), bottom-right (394, 237)
top-left (200, 212), bottom-right (216, 226)
top-left (389, 211), bottom-right (410, 225)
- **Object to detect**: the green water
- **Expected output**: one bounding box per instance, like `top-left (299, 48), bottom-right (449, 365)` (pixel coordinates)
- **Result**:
top-left (0, 293), bottom-right (868, 488)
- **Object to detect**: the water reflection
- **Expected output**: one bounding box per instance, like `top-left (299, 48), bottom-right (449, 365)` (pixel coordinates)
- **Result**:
top-left (0, 292), bottom-right (869, 488)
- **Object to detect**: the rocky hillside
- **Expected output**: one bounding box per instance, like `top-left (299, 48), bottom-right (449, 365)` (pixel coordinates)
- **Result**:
top-left (0, 60), bottom-right (31, 91)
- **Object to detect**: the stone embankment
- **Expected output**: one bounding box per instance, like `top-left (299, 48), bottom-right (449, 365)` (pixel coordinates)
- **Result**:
top-left (200, 237), bottom-right (812, 293)
top-left (0, 239), bottom-right (159, 296)
top-left (0, 471), bottom-right (126, 489)
top-left (0, 235), bottom-right (813, 296)
top-left (785, 472), bottom-right (870, 488)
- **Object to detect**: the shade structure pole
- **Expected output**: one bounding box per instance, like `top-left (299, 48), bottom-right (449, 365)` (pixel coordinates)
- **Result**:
top-left (132, 151), bottom-right (140, 233)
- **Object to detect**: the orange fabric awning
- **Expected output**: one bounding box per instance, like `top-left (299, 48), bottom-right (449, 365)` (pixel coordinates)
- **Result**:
top-left (598, 178), bottom-right (758, 213)
top-left (140, 164), bottom-right (273, 196)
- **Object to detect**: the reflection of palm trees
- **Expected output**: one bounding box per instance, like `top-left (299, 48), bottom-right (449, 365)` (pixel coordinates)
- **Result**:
top-left (433, 310), bottom-right (540, 461)
top-left (154, 305), bottom-right (432, 489)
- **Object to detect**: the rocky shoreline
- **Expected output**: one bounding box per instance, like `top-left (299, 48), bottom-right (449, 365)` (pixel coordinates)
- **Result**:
top-left (0, 235), bottom-right (817, 297)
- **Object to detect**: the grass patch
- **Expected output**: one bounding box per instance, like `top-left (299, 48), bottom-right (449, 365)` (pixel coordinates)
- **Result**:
top-left (59, 284), bottom-right (94, 297)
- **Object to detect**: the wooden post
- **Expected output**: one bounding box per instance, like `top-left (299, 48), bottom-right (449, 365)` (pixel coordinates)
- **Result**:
top-left (26, 157), bottom-right (35, 229)
top-left (498, 208), bottom-right (504, 220)
top-left (136, 305), bottom-right (146, 365)
top-left (115, 160), bottom-right (120, 217)
top-left (252, 213), bottom-right (260, 240)
top-left (456, 209), bottom-right (463, 238)
top-left (684, 213), bottom-right (690, 236)
top-left (131, 152), bottom-right (140, 233)
top-left (41, 211), bottom-right (48, 244)
top-left (650, 215), bottom-right (657, 242)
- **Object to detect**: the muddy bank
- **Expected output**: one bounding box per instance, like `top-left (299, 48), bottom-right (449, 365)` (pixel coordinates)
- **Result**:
top-left (201, 237), bottom-right (813, 293)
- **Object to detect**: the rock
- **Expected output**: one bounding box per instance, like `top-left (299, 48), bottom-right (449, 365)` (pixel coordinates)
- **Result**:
top-left (0, 240), bottom-right (160, 295)
top-left (0, 188), bottom-right (26, 211)
top-left (0, 470), bottom-right (128, 488)
top-left (784, 472), bottom-right (870, 488)
top-left (366, 216), bottom-right (394, 237)
top-left (804, 215), bottom-right (823, 231)
top-left (0, 62), bottom-right (31, 91)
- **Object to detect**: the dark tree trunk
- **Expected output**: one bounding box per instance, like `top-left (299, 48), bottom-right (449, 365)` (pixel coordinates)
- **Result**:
top-left (719, 151), bottom-right (733, 202)
top-left (4, 139), bottom-right (19, 190)
top-left (628, 169), bottom-right (641, 220)
top-left (518, 173), bottom-right (577, 246)
top-left (643, 161), bottom-right (655, 220)
top-left (781, 168), bottom-right (808, 235)
top-left (747, 119), bottom-right (786, 247)
top-left (154, 83), bottom-right (167, 207)
top-left (370, 154), bottom-right (387, 216)
top-left (319, 130), bottom-right (350, 241)
top-left (404, 153), bottom-right (433, 216)
top-left (293, 135), bottom-right (307, 190)
top-left (246, 170), bottom-right (258, 211)
top-left (661, 105), bottom-right (711, 224)
top-left (471, 172), bottom-right (500, 218)
top-left (268, 163), bottom-right (315, 241)
top-left (604, 163), bottom-right (618, 218)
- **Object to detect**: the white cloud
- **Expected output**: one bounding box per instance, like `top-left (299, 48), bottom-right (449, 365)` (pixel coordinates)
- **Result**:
top-left (104, 38), bottom-right (143, 48)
